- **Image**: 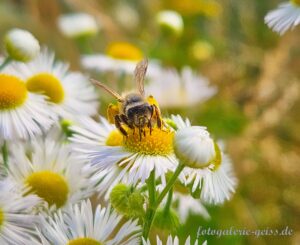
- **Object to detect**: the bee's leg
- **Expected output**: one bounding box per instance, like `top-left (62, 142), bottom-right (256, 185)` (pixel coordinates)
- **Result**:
top-left (148, 119), bottom-right (152, 135)
top-left (120, 114), bottom-right (134, 129)
top-left (115, 115), bottom-right (128, 137)
top-left (152, 104), bottom-right (162, 129)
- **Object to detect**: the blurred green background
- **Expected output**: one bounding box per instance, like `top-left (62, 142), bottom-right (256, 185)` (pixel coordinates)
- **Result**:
top-left (1, 0), bottom-right (299, 244)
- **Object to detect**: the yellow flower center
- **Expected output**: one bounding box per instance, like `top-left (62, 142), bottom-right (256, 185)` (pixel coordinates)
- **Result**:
top-left (0, 208), bottom-right (4, 229)
top-left (106, 42), bottom-right (143, 61)
top-left (26, 171), bottom-right (69, 208)
top-left (26, 73), bottom-right (65, 103)
top-left (0, 74), bottom-right (28, 110)
top-left (292, 0), bottom-right (300, 6)
top-left (106, 129), bottom-right (124, 146)
top-left (68, 238), bottom-right (102, 245)
top-left (124, 128), bottom-right (174, 156)
top-left (210, 142), bottom-right (222, 171)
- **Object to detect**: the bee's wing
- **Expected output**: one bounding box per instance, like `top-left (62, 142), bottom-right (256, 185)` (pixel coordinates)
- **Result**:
top-left (90, 79), bottom-right (123, 102)
top-left (134, 58), bottom-right (148, 96)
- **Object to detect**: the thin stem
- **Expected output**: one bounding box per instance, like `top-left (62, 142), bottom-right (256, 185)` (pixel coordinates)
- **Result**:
top-left (155, 163), bottom-right (184, 208)
top-left (0, 57), bottom-right (12, 71)
top-left (142, 170), bottom-right (156, 239)
top-left (142, 163), bottom-right (185, 239)
top-left (1, 141), bottom-right (8, 170)
top-left (163, 188), bottom-right (173, 214)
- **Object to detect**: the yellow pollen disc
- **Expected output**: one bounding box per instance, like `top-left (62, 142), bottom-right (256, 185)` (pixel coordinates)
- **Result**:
top-left (124, 128), bottom-right (174, 156)
top-left (292, 0), bottom-right (300, 6)
top-left (0, 74), bottom-right (28, 110)
top-left (0, 208), bottom-right (4, 229)
top-left (106, 130), bottom-right (124, 146)
top-left (26, 171), bottom-right (69, 208)
top-left (26, 73), bottom-right (65, 103)
top-left (68, 238), bottom-right (102, 245)
top-left (106, 42), bottom-right (143, 61)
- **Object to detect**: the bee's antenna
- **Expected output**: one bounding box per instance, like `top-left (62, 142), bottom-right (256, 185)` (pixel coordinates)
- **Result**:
top-left (90, 78), bottom-right (123, 102)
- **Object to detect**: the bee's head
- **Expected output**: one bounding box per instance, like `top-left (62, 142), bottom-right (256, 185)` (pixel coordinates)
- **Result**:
top-left (127, 105), bottom-right (152, 127)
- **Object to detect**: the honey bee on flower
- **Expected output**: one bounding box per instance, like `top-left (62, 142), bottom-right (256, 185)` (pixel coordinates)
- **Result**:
top-left (91, 58), bottom-right (166, 140)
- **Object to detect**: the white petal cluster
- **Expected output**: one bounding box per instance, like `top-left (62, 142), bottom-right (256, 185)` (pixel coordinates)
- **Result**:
top-left (265, 1), bottom-right (300, 35)
top-left (156, 10), bottom-right (184, 35)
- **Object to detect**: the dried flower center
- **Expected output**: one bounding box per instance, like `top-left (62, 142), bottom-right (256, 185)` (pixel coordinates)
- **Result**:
top-left (292, 0), bottom-right (300, 6)
top-left (124, 128), bottom-right (174, 156)
top-left (68, 238), bottom-right (102, 245)
top-left (0, 74), bottom-right (28, 110)
top-left (26, 171), bottom-right (69, 208)
top-left (105, 129), bottom-right (124, 146)
top-left (106, 42), bottom-right (143, 61)
top-left (26, 73), bottom-right (64, 103)
top-left (0, 208), bottom-right (4, 229)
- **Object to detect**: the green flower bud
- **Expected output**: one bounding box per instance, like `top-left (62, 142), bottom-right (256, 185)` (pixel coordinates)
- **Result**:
top-left (153, 208), bottom-right (180, 232)
top-left (110, 184), bottom-right (145, 218)
top-left (4, 28), bottom-right (40, 62)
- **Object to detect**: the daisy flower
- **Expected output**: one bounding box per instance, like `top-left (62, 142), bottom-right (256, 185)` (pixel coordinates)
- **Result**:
top-left (81, 42), bottom-right (162, 76)
top-left (0, 72), bottom-right (55, 141)
top-left (36, 199), bottom-right (141, 245)
top-left (265, 0), bottom-right (300, 35)
top-left (7, 48), bottom-right (98, 118)
top-left (172, 115), bottom-right (237, 205)
top-left (6, 138), bottom-right (95, 210)
top-left (143, 235), bottom-right (205, 245)
top-left (73, 114), bottom-right (178, 186)
top-left (145, 67), bottom-right (216, 108)
top-left (58, 13), bottom-right (99, 38)
top-left (156, 10), bottom-right (184, 35)
top-left (0, 179), bottom-right (41, 244)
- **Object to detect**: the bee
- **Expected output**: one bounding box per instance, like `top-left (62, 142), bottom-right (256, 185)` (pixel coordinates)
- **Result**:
top-left (90, 59), bottom-right (163, 140)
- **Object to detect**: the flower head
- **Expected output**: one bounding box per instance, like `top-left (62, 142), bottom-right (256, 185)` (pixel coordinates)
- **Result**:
top-left (7, 138), bottom-right (95, 210)
top-left (172, 115), bottom-right (237, 204)
top-left (0, 72), bottom-right (55, 141)
top-left (0, 179), bottom-right (41, 244)
top-left (36, 199), bottom-right (141, 245)
top-left (8, 48), bottom-right (98, 118)
top-left (156, 10), bottom-right (184, 35)
top-left (58, 13), bottom-right (99, 38)
top-left (265, 1), bottom-right (300, 35)
top-left (4, 28), bottom-right (40, 62)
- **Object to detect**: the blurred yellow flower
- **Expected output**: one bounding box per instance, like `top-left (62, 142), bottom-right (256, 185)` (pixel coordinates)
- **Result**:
top-left (106, 42), bottom-right (143, 61)
top-left (164, 0), bottom-right (222, 17)
top-left (190, 40), bottom-right (214, 61)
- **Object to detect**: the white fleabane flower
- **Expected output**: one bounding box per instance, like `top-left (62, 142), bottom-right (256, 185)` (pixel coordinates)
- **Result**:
top-left (265, 0), bottom-right (300, 35)
top-left (58, 13), bottom-right (99, 38)
top-left (73, 114), bottom-right (178, 186)
top-left (0, 73), bottom-right (56, 141)
top-left (4, 28), bottom-right (40, 62)
top-left (6, 139), bottom-right (95, 210)
top-left (8, 48), bottom-right (98, 118)
top-left (0, 179), bottom-right (41, 244)
top-left (156, 10), bottom-right (184, 35)
top-left (145, 67), bottom-right (216, 108)
top-left (143, 235), bottom-right (205, 245)
top-left (36, 199), bottom-right (141, 245)
top-left (172, 115), bottom-right (237, 204)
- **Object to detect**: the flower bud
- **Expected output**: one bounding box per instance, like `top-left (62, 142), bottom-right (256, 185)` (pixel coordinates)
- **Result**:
top-left (174, 126), bottom-right (220, 168)
top-left (153, 208), bottom-right (180, 232)
top-left (58, 13), bottom-right (99, 38)
top-left (156, 10), bottom-right (184, 35)
top-left (110, 184), bottom-right (145, 218)
top-left (4, 28), bottom-right (40, 62)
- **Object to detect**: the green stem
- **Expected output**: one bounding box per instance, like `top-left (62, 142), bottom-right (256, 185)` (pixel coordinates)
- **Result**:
top-left (142, 163), bottom-right (185, 239)
top-left (163, 188), bottom-right (173, 214)
top-left (1, 141), bottom-right (8, 170)
top-left (142, 170), bottom-right (156, 238)
top-left (0, 57), bottom-right (12, 71)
